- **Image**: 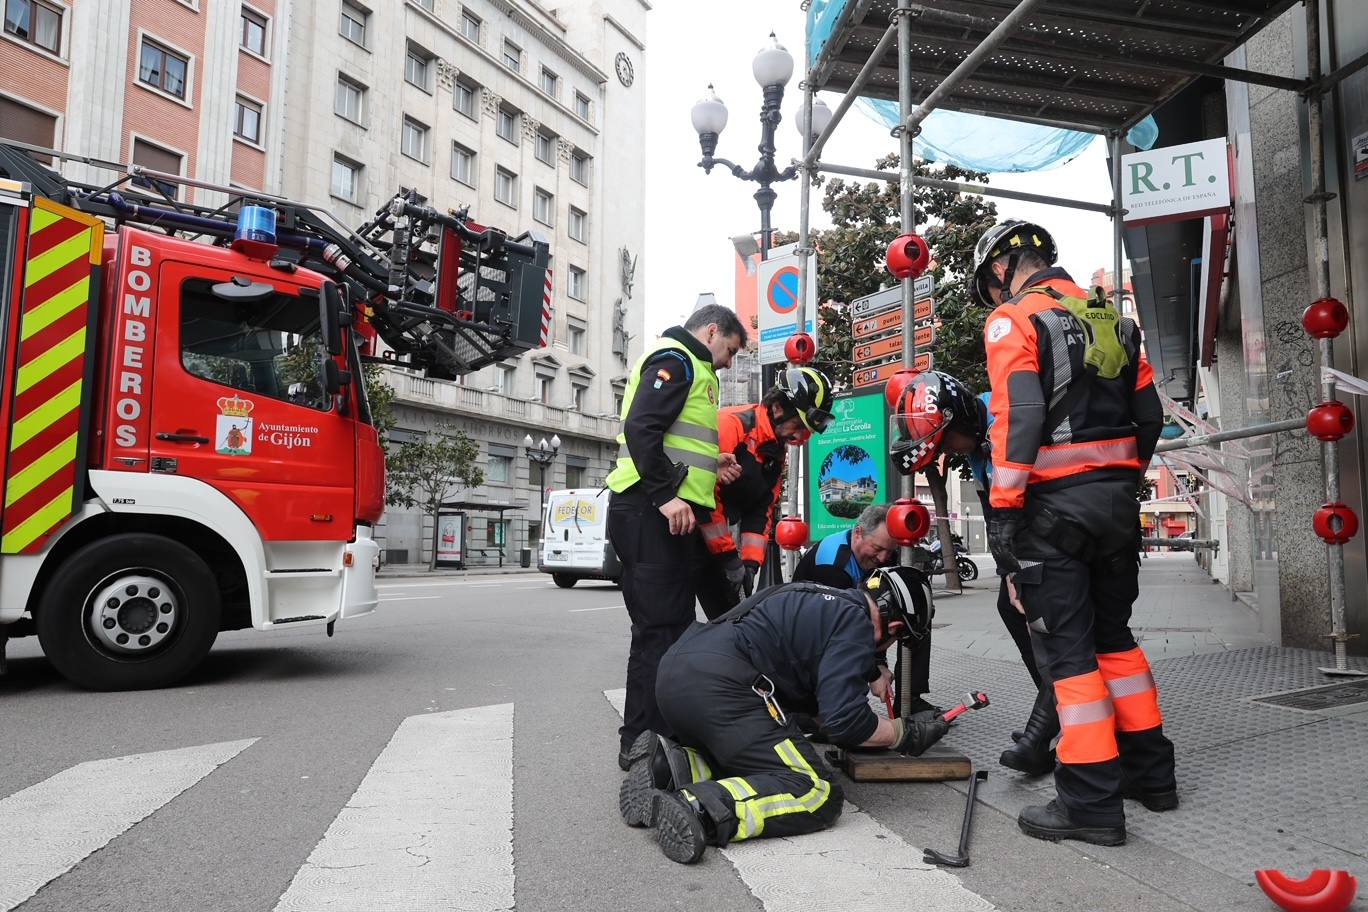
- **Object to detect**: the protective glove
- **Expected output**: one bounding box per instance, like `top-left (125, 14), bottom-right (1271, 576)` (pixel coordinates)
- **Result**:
top-left (891, 716), bottom-right (951, 757)
top-left (741, 560), bottom-right (759, 597)
top-left (987, 508), bottom-right (1026, 575)
top-left (720, 553), bottom-right (747, 601)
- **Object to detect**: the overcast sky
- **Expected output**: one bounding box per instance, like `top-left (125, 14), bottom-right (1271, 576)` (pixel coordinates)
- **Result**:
top-left (642, 0), bottom-right (1120, 337)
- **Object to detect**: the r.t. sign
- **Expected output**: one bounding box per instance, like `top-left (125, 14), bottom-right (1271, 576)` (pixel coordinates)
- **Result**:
top-left (1121, 137), bottom-right (1231, 227)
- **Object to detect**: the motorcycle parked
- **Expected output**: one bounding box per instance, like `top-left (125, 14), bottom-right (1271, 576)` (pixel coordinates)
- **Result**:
top-left (926, 535), bottom-right (979, 582)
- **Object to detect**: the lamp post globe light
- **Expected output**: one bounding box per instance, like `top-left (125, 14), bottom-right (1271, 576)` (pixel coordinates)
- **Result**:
top-left (524, 434), bottom-right (561, 547)
top-left (691, 33), bottom-right (817, 262)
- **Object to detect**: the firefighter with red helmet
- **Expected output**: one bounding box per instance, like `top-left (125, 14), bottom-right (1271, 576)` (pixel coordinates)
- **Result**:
top-left (972, 220), bottom-right (1175, 847)
top-left (696, 367), bottom-right (834, 618)
top-left (892, 371), bottom-right (1059, 778)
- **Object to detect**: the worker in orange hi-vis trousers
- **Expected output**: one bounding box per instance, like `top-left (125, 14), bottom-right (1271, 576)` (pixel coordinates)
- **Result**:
top-left (971, 220), bottom-right (1176, 848)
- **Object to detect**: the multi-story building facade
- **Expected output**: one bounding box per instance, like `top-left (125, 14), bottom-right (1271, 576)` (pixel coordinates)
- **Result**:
top-left (1, 0), bottom-right (649, 567)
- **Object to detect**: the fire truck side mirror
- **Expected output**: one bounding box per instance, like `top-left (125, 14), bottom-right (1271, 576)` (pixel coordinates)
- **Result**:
top-left (321, 357), bottom-right (352, 395)
top-left (320, 281), bottom-right (345, 355)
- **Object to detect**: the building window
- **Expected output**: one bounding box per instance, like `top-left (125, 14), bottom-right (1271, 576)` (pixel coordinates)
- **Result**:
top-left (451, 143), bottom-right (476, 187)
top-left (138, 39), bottom-right (189, 100)
top-left (568, 267), bottom-right (586, 301)
top-left (240, 7), bottom-right (267, 56)
top-left (496, 107), bottom-right (518, 144)
top-left (534, 131), bottom-right (554, 165)
top-left (540, 67), bottom-right (558, 97)
top-left (574, 91), bottom-right (591, 122)
top-left (335, 74), bottom-right (365, 124)
top-left (461, 10), bottom-right (480, 42)
top-left (568, 207), bottom-right (587, 243)
top-left (535, 374), bottom-right (553, 405)
top-left (570, 151), bottom-right (590, 186)
top-left (405, 44), bottom-right (431, 92)
top-left (131, 138), bottom-right (182, 198)
top-left (0, 95), bottom-right (56, 154)
top-left (454, 79), bottom-right (476, 119)
top-left (488, 453), bottom-right (512, 483)
top-left (566, 463), bottom-right (586, 488)
top-left (339, 0), bottom-right (367, 47)
top-left (3, 0), bottom-right (61, 54)
top-left (568, 320), bottom-right (586, 355)
top-left (331, 154), bottom-right (361, 202)
top-left (571, 383), bottom-right (587, 412)
top-left (502, 39), bottom-right (521, 71)
top-left (533, 188), bottom-right (554, 227)
top-left (496, 365), bottom-right (514, 395)
top-left (401, 116), bottom-right (428, 162)
top-left (412, 0), bottom-right (433, 10)
top-left (494, 168), bottom-right (517, 207)
top-left (234, 97), bottom-right (262, 144)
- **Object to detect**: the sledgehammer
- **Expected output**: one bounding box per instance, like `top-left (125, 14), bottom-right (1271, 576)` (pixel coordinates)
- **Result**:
top-left (923, 770), bottom-right (988, 868)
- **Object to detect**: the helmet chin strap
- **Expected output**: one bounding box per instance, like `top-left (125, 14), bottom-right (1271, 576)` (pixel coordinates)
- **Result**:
top-left (1000, 252), bottom-right (1021, 298)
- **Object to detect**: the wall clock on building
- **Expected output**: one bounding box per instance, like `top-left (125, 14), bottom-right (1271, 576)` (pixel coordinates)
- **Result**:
top-left (615, 52), bottom-right (634, 87)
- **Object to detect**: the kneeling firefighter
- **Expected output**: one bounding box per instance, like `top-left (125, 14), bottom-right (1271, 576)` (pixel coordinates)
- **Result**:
top-left (618, 568), bottom-right (950, 864)
top-left (697, 367), bottom-right (834, 617)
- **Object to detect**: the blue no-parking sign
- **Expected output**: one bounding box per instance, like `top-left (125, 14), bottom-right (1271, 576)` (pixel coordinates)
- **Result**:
top-left (757, 252), bottom-right (816, 364)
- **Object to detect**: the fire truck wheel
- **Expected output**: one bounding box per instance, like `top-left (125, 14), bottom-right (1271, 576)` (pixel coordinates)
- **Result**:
top-left (36, 534), bottom-right (222, 691)
top-left (552, 574), bottom-right (578, 589)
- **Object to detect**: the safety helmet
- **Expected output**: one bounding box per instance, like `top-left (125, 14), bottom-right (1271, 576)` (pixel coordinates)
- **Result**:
top-left (864, 567), bottom-right (934, 645)
top-left (774, 367), bottom-right (835, 434)
top-left (971, 220), bottom-right (1058, 308)
top-left (890, 371), bottom-right (985, 475)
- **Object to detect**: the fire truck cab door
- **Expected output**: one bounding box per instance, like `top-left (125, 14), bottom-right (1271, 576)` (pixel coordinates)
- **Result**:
top-left (149, 263), bottom-right (355, 541)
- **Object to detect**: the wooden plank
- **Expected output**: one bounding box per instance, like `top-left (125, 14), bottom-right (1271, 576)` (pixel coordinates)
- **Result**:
top-left (835, 747), bottom-right (971, 782)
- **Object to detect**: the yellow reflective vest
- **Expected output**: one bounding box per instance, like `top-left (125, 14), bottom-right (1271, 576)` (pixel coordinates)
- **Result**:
top-left (606, 337), bottom-right (720, 508)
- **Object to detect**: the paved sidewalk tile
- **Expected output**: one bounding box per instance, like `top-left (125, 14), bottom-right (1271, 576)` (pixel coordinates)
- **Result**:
top-left (921, 553), bottom-right (1368, 903)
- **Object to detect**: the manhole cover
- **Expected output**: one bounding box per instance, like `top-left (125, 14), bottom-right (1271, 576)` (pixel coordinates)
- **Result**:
top-left (1253, 680), bottom-right (1368, 711)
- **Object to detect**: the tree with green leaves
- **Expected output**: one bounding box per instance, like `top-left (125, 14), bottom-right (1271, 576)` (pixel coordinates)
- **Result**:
top-left (385, 426), bottom-right (484, 570)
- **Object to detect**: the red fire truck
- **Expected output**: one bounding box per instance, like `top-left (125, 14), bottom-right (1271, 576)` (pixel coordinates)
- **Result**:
top-left (0, 141), bottom-right (550, 690)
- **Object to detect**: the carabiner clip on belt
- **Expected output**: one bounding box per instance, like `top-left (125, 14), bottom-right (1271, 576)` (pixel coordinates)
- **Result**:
top-left (752, 674), bottom-right (787, 726)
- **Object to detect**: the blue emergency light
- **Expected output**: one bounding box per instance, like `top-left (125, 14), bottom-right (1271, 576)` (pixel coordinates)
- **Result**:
top-left (231, 205), bottom-right (279, 260)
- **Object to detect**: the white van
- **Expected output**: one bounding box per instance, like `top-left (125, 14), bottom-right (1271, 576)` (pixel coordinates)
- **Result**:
top-left (538, 488), bottom-right (622, 588)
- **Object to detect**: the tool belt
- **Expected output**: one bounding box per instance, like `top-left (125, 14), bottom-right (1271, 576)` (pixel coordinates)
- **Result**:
top-left (1027, 506), bottom-right (1096, 562)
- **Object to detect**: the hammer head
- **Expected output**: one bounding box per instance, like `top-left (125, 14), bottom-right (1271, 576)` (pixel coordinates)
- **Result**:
top-left (967, 691), bottom-right (989, 710)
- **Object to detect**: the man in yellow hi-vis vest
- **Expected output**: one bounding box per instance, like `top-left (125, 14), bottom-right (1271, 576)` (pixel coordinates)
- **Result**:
top-left (608, 304), bottom-right (747, 770)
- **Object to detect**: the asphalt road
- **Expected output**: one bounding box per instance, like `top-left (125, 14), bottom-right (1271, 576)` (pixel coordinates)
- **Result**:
top-left (0, 570), bottom-right (1249, 912)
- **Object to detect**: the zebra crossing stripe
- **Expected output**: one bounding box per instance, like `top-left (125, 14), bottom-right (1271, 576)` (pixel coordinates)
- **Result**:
top-left (274, 704), bottom-right (515, 912)
top-left (603, 689), bottom-right (996, 912)
top-left (0, 739), bottom-right (257, 912)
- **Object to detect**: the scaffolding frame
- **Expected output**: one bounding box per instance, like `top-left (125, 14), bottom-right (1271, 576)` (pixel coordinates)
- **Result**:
top-left (785, 0), bottom-right (1364, 675)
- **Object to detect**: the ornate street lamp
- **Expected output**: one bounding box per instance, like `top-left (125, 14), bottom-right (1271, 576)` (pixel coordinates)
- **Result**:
top-left (524, 434), bottom-right (561, 546)
top-left (690, 34), bottom-right (830, 261)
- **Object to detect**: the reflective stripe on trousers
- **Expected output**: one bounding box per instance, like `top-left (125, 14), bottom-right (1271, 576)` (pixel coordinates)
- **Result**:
top-left (715, 738), bottom-right (833, 841)
top-left (1097, 647), bottom-right (1163, 732)
top-left (1054, 670), bottom-right (1119, 765)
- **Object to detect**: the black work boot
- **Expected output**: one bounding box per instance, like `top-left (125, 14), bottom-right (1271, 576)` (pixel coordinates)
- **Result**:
top-left (619, 731), bottom-right (692, 828)
top-left (1123, 785), bottom-right (1180, 812)
top-left (654, 789), bottom-right (731, 864)
top-left (1018, 800), bottom-right (1125, 847)
top-left (999, 688), bottom-right (1059, 777)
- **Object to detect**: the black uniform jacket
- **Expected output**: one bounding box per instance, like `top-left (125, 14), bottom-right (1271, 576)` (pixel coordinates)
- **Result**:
top-left (722, 582), bottom-right (881, 747)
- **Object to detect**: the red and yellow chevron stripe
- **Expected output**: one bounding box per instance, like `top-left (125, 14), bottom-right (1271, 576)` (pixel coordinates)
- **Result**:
top-left (1, 197), bottom-right (102, 554)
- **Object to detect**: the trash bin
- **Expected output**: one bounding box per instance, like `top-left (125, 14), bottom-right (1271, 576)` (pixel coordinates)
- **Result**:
top-left (520, 548), bottom-right (532, 569)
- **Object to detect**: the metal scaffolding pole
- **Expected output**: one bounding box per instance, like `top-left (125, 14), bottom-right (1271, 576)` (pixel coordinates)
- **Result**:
top-left (895, 0), bottom-right (918, 717)
top-left (1304, 0), bottom-right (1362, 676)
top-left (1111, 132), bottom-right (1125, 310)
top-left (1155, 418), bottom-right (1306, 454)
top-left (902, 0), bottom-right (1049, 134)
top-left (804, 22), bottom-right (899, 169)
top-left (815, 161), bottom-right (1116, 214)
top-left (787, 76), bottom-right (816, 581)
